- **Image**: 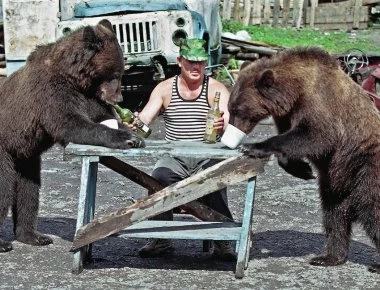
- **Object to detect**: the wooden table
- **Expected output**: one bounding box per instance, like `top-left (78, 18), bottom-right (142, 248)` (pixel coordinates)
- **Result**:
top-left (64, 141), bottom-right (266, 278)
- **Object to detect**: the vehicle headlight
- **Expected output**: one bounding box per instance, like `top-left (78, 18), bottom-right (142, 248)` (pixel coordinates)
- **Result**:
top-left (172, 29), bottom-right (187, 46)
top-left (175, 17), bottom-right (186, 27)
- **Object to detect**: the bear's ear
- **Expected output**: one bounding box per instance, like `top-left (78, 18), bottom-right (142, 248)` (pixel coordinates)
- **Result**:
top-left (98, 19), bottom-right (114, 33)
top-left (83, 26), bottom-right (102, 52)
top-left (256, 69), bottom-right (275, 98)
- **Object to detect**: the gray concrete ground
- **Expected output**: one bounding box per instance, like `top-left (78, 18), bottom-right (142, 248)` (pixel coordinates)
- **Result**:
top-left (1, 118), bottom-right (379, 290)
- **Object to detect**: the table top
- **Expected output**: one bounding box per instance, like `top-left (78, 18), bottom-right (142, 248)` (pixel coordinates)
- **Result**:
top-left (64, 140), bottom-right (243, 160)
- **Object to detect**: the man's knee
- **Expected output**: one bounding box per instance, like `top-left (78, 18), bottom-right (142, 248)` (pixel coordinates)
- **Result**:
top-left (152, 167), bottom-right (178, 185)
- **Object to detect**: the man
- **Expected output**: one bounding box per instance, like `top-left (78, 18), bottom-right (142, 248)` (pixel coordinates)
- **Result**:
top-left (131, 38), bottom-right (236, 261)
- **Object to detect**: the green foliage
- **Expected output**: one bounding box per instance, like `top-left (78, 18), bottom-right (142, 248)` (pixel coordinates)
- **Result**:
top-left (222, 19), bottom-right (379, 54)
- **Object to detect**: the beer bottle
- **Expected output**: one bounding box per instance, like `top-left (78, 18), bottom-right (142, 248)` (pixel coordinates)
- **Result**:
top-left (113, 104), bottom-right (152, 138)
top-left (203, 92), bottom-right (221, 143)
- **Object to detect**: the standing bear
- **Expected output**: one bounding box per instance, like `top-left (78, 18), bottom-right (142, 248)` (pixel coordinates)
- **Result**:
top-left (228, 47), bottom-right (380, 273)
top-left (0, 19), bottom-right (145, 252)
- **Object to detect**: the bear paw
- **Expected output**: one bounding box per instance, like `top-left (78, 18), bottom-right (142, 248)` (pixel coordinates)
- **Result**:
top-left (123, 136), bottom-right (145, 149)
top-left (309, 255), bottom-right (347, 266)
top-left (0, 239), bottom-right (13, 252)
top-left (16, 230), bottom-right (53, 246)
top-left (368, 263), bottom-right (380, 274)
top-left (240, 144), bottom-right (272, 158)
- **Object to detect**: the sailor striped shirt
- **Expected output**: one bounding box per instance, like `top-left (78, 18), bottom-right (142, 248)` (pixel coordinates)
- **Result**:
top-left (163, 75), bottom-right (210, 141)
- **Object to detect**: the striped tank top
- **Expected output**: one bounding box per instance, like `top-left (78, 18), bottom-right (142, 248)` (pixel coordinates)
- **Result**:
top-left (163, 75), bottom-right (210, 141)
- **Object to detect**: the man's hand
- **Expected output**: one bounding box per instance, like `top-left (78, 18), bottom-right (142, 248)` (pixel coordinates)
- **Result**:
top-left (215, 111), bottom-right (225, 135)
top-left (124, 112), bottom-right (139, 131)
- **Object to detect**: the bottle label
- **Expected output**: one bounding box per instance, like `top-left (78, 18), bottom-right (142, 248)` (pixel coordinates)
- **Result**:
top-left (204, 115), bottom-right (215, 135)
top-left (140, 124), bottom-right (149, 133)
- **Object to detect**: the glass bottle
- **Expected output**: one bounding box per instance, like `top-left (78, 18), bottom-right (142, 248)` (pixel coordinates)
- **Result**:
top-left (203, 92), bottom-right (221, 143)
top-left (113, 104), bottom-right (152, 138)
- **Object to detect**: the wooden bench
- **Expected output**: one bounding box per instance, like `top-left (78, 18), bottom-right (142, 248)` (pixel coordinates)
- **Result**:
top-left (64, 141), bottom-right (266, 278)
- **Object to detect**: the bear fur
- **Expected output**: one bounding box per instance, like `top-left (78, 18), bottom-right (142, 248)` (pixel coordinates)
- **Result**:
top-left (228, 46), bottom-right (380, 273)
top-left (0, 19), bottom-right (145, 252)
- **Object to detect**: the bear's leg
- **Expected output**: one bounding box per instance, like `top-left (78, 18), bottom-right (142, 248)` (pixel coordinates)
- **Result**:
top-left (13, 156), bottom-right (53, 246)
top-left (310, 199), bottom-right (351, 266)
top-left (0, 150), bottom-right (17, 252)
top-left (361, 207), bottom-right (380, 274)
top-left (277, 155), bottom-right (315, 180)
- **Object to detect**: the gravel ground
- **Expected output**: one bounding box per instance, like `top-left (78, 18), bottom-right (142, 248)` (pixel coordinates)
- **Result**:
top-left (0, 117), bottom-right (379, 290)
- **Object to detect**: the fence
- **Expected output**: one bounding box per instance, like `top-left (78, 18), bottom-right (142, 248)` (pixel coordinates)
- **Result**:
top-left (220, 0), bottom-right (371, 30)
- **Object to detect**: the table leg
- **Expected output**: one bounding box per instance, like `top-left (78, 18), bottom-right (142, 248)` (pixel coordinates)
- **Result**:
top-left (235, 176), bottom-right (256, 279)
top-left (72, 156), bottom-right (99, 274)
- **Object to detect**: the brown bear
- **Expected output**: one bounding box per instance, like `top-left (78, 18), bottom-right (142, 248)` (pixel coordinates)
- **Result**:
top-left (0, 19), bottom-right (145, 252)
top-left (227, 46), bottom-right (380, 273)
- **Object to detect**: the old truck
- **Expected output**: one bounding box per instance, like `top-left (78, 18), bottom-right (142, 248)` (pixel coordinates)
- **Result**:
top-left (2, 0), bottom-right (222, 109)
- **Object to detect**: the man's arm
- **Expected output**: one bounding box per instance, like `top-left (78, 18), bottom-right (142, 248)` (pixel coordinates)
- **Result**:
top-left (137, 79), bottom-right (171, 126)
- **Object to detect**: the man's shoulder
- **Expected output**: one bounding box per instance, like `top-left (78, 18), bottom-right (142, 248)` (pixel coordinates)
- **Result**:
top-left (208, 76), bottom-right (228, 90)
top-left (155, 76), bottom-right (175, 92)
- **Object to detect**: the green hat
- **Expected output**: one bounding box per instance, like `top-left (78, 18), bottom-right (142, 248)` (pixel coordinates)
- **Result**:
top-left (179, 38), bottom-right (209, 61)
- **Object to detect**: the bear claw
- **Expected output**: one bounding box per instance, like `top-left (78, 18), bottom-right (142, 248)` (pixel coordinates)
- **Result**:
top-left (309, 255), bottom-right (347, 267)
top-left (368, 264), bottom-right (380, 273)
top-left (16, 231), bottom-right (53, 246)
top-left (0, 240), bottom-right (13, 252)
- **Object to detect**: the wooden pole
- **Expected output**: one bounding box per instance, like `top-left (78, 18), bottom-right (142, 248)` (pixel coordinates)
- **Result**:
top-left (294, 0), bottom-right (304, 29)
top-left (263, 0), bottom-right (271, 24)
top-left (251, 0), bottom-right (262, 25)
top-left (222, 0), bottom-right (232, 20)
top-left (310, 0), bottom-right (317, 28)
top-left (243, 0), bottom-right (251, 25)
top-left (233, 0), bottom-right (240, 22)
top-left (353, 0), bottom-right (362, 29)
top-left (272, 0), bottom-right (281, 27)
top-left (282, 0), bottom-right (290, 27)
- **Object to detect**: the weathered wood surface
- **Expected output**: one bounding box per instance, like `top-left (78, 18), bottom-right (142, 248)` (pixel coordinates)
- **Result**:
top-left (99, 156), bottom-right (233, 223)
top-left (64, 140), bottom-right (243, 161)
top-left (70, 155), bottom-right (266, 251)
top-left (221, 36), bottom-right (281, 59)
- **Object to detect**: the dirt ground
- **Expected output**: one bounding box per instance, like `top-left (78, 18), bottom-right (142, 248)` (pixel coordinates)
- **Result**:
top-left (0, 118), bottom-right (379, 290)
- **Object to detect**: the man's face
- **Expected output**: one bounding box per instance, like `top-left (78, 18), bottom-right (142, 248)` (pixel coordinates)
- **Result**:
top-left (178, 57), bottom-right (206, 81)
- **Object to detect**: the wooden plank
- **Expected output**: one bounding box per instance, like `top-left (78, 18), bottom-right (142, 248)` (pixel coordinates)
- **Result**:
top-left (64, 141), bottom-right (243, 160)
top-left (251, 0), bottom-right (262, 25)
top-left (222, 37), bottom-right (281, 56)
top-left (263, 0), bottom-right (271, 24)
top-left (362, 0), bottom-right (380, 5)
top-left (222, 0), bottom-right (232, 20)
top-left (305, 7), bottom-right (368, 24)
top-left (243, 0), bottom-right (251, 25)
top-left (353, 0), bottom-right (362, 29)
top-left (272, 0), bottom-right (281, 27)
top-left (70, 155), bottom-right (266, 251)
top-left (282, 0), bottom-right (291, 27)
top-left (99, 156), bottom-right (233, 222)
top-left (294, 0), bottom-right (304, 29)
top-left (117, 220), bottom-right (242, 240)
top-left (310, 0), bottom-right (317, 28)
top-left (233, 0), bottom-right (240, 22)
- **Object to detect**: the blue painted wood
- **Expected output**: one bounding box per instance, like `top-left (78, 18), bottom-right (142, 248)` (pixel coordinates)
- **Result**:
top-left (68, 142), bottom-right (257, 278)
top-left (235, 176), bottom-right (256, 279)
top-left (72, 156), bottom-right (98, 274)
top-left (118, 220), bottom-right (242, 240)
top-left (64, 141), bottom-right (243, 160)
